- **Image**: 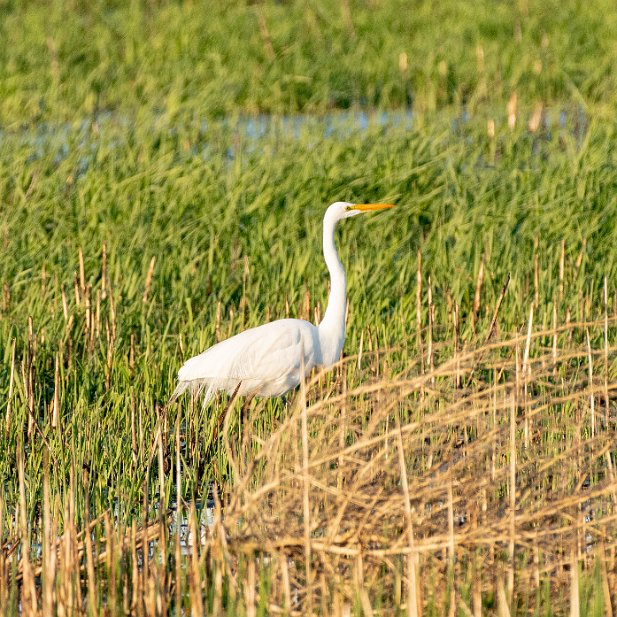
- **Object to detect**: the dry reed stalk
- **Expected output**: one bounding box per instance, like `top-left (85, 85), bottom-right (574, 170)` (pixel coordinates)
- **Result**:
top-left (246, 555), bottom-right (256, 617)
top-left (523, 304), bottom-right (533, 448)
top-left (22, 350), bottom-right (32, 439)
top-left (142, 477), bottom-right (150, 596)
top-left (586, 329), bottom-right (596, 435)
top-left (472, 255), bottom-right (484, 334)
top-left (301, 370), bottom-right (313, 616)
top-left (605, 277), bottom-right (610, 428)
top-left (574, 239), bottom-right (586, 281)
top-left (70, 469), bottom-right (85, 613)
top-left (606, 451), bottom-right (617, 508)
top-left (559, 239), bottom-right (566, 301)
top-left (354, 553), bottom-right (373, 616)
top-left (454, 303), bottom-right (460, 388)
top-left (52, 352), bottom-right (60, 430)
top-left (395, 416), bottom-right (419, 617)
top-left (84, 480), bottom-right (98, 616)
top-left (0, 489), bottom-right (5, 613)
top-left (279, 551), bottom-right (292, 611)
top-left (528, 103), bottom-right (543, 133)
top-left (101, 241), bottom-right (107, 299)
top-left (108, 279), bottom-right (116, 340)
top-left (534, 239), bottom-right (539, 308)
top-left (507, 92), bottom-right (517, 130)
top-left (212, 532), bottom-right (223, 615)
top-left (570, 548), bottom-right (580, 617)
top-left (78, 247), bottom-right (85, 297)
top-left (175, 450), bottom-right (182, 615)
top-left (58, 494), bottom-right (72, 617)
top-left (416, 250), bottom-right (423, 372)
top-left (447, 476), bottom-right (456, 617)
top-left (42, 459), bottom-right (54, 617)
top-left (104, 513), bottom-right (117, 613)
top-left (85, 283), bottom-right (91, 343)
top-left (338, 376), bottom-right (347, 492)
top-left (18, 444), bottom-right (37, 616)
top-left (61, 284), bottom-right (68, 321)
top-left (95, 288), bottom-right (101, 340)
top-left (131, 520), bottom-right (142, 616)
top-left (428, 275), bottom-right (434, 380)
top-left (130, 332), bottom-right (135, 373)
top-left (241, 322), bottom-right (616, 608)
top-left (189, 503), bottom-right (204, 616)
top-left (143, 255), bottom-right (156, 303)
top-left (5, 339), bottom-right (15, 436)
top-left (496, 572), bottom-right (511, 617)
top-left (600, 541), bottom-right (614, 617)
top-left (357, 330), bottom-right (364, 371)
top-left (553, 296), bottom-right (558, 374)
top-left (484, 273), bottom-right (510, 342)
top-left (73, 272), bottom-right (80, 307)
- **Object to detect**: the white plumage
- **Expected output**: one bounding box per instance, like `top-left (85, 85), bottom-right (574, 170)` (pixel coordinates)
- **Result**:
top-left (172, 201), bottom-right (394, 405)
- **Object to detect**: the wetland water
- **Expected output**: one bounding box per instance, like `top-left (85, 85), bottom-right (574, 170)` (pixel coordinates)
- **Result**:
top-left (2, 105), bottom-right (586, 169)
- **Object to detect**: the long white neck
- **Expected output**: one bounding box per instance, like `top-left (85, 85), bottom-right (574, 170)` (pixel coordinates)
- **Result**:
top-left (317, 210), bottom-right (347, 366)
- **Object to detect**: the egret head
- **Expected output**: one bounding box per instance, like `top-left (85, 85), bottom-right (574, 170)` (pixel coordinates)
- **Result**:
top-left (328, 201), bottom-right (395, 220)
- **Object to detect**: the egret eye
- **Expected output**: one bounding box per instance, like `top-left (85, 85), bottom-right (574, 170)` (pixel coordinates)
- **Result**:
top-left (345, 205), bottom-right (354, 211)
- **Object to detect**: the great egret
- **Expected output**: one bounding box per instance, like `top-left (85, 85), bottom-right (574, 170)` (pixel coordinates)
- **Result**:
top-left (172, 201), bottom-right (394, 404)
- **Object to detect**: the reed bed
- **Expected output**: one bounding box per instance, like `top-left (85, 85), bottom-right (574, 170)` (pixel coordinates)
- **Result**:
top-left (222, 321), bottom-right (617, 615)
top-left (4, 316), bottom-right (617, 615)
top-left (2, 4), bottom-right (617, 608)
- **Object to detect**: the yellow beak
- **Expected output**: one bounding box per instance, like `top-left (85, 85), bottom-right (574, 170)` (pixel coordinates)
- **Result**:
top-left (352, 203), bottom-right (395, 212)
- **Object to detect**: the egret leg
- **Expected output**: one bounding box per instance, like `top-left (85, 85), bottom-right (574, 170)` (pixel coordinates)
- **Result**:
top-left (240, 394), bottom-right (256, 425)
top-left (211, 382), bottom-right (242, 442)
top-left (281, 391), bottom-right (297, 409)
top-left (275, 392), bottom-right (295, 419)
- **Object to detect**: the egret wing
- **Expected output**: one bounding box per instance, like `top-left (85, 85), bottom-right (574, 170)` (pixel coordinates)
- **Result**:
top-left (226, 320), bottom-right (317, 384)
top-left (174, 319), bottom-right (318, 400)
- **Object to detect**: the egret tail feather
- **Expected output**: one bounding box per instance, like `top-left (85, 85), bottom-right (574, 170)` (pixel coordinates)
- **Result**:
top-left (169, 380), bottom-right (190, 403)
top-left (170, 378), bottom-right (218, 407)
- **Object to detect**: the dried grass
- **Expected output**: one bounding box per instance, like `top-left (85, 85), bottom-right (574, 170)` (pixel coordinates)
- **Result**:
top-left (217, 321), bottom-right (617, 613)
top-left (3, 320), bottom-right (617, 615)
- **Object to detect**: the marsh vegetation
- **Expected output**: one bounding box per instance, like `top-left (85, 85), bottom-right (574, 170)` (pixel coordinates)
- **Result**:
top-left (2, 1), bottom-right (617, 614)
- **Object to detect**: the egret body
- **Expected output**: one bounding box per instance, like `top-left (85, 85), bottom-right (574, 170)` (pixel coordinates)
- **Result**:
top-left (173, 201), bottom-right (393, 404)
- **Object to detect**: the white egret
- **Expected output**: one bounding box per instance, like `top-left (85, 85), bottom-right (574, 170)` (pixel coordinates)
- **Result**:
top-left (172, 201), bottom-right (394, 404)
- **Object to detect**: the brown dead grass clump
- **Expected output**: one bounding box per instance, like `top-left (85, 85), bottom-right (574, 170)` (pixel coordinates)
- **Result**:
top-left (218, 320), bottom-right (617, 615)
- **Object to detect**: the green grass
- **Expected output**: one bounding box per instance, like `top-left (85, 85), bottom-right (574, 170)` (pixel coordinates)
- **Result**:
top-left (2, 0), bottom-right (617, 124)
top-left (2, 0), bottom-right (617, 614)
